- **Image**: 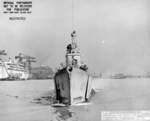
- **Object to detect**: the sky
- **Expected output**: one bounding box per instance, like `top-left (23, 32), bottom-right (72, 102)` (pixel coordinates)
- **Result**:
top-left (0, 0), bottom-right (150, 74)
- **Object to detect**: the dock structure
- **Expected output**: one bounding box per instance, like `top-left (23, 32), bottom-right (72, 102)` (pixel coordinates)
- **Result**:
top-left (0, 50), bottom-right (9, 80)
top-left (0, 51), bottom-right (36, 80)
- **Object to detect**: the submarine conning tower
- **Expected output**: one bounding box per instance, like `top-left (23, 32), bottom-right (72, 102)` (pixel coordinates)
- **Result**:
top-left (66, 30), bottom-right (81, 68)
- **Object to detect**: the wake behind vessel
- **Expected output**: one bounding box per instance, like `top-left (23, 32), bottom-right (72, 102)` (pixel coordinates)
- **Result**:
top-left (54, 31), bottom-right (93, 105)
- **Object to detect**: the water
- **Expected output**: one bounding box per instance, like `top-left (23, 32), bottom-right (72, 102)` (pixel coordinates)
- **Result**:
top-left (0, 78), bottom-right (150, 121)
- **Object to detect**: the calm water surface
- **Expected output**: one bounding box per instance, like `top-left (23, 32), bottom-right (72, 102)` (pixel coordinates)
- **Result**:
top-left (0, 78), bottom-right (150, 121)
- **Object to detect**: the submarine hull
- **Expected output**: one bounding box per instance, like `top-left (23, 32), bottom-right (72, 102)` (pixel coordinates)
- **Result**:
top-left (54, 67), bottom-right (93, 105)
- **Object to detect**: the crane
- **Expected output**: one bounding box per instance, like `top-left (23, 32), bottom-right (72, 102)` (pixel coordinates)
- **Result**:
top-left (0, 50), bottom-right (7, 55)
top-left (15, 53), bottom-right (36, 74)
top-left (0, 50), bottom-right (7, 61)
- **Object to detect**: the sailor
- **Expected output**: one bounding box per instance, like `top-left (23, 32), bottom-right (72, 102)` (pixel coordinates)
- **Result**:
top-left (67, 44), bottom-right (72, 53)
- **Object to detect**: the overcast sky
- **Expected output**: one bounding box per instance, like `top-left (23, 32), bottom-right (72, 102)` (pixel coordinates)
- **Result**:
top-left (0, 0), bottom-right (150, 74)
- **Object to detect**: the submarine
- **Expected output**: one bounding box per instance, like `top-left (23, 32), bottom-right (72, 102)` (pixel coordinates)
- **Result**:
top-left (54, 30), bottom-right (94, 106)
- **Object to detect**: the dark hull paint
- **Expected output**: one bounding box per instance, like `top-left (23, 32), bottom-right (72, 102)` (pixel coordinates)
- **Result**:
top-left (54, 67), bottom-right (93, 105)
top-left (54, 68), bottom-right (71, 105)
